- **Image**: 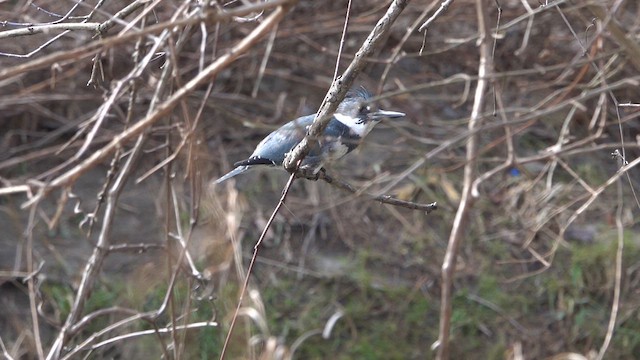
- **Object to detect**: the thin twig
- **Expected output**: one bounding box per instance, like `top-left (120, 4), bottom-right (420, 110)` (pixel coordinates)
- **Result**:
top-left (251, 24), bottom-right (279, 97)
top-left (89, 321), bottom-right (218, 350)
top-left (332, 0), bottom-right (352, 83)
top-left (318, 171), bottom-right (437, 213)
top-left (0, 1), bottom-right (146, 58)
top-left (418, 0), bottom-right (454, 32)
top-left (378, 76), bottom-right (638, 195)
top-left (45, 6), bottom-right (188, 353)
top-left (558, 153), bottom-right (640, 247)
top-left (283, 0), bottom-right (410, 172)
top-left (587, 3), bottom-right (640, 73)
top-left (219, 170), bottom-right (299, 360)
top-left (25, 3), bottom-right (294, 205)
top-left (596, 170), bottom-right (624, 360)
top-left (25, 199), bottom-right (44, 360)
top-left (0, 336), bottom-right (14, 360)
top-left (46, 134), bottom-right (147, 360)
top-left (436, 0), bottom-right (492, 358)
top-left (0, 23), bottom-right (102, 39)
top-left (0, 0), bottom-right (291, 80)
top-left (379, 2), bottom-right (436, 91)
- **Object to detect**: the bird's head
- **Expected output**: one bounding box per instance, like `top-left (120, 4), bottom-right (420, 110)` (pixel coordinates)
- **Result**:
top-left (334, 87), bottom-right (405, 137)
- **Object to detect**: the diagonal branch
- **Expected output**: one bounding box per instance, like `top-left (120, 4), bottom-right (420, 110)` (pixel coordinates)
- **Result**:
top-left (25, 2), bottom-right (294, 205)
top-left (0, 0), bottom-right (292, 81)
top-left (283, 0), bottom-right (410, 172)
top-left (317, 171), bottom-right (437, 213)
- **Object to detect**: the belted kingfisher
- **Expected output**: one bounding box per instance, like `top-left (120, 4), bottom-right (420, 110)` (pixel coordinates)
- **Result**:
top-left (215, 87), bottom-right (405, 184)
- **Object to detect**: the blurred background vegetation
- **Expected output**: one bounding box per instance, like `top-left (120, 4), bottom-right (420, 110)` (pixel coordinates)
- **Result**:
top-left (1, 0), bottom-right (640, 359)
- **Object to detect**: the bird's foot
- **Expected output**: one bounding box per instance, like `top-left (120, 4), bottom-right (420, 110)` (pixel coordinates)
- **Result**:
top-left (295, 167), bottom-right (325, 181)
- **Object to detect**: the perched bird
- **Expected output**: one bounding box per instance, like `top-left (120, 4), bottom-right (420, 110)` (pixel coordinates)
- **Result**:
top-left (215, 87), bottom-right (405, 184)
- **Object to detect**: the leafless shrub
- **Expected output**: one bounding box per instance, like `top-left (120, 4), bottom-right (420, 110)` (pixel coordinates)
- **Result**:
top-left (0, 0), bottom-right (639, 359)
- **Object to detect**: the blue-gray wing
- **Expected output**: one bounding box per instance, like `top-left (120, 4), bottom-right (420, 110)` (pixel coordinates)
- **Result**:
top-left (248, 115), bottom-right (315, 166)
top-left (244, 114), bottom-right (361, 169)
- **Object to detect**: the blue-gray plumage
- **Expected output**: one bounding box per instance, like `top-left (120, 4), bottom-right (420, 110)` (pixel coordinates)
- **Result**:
top-left (215, 88), bottom-right (405, 184)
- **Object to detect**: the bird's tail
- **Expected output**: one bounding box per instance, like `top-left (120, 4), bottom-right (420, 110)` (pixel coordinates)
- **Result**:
top-left (214, 166), bottom-right (250, 184)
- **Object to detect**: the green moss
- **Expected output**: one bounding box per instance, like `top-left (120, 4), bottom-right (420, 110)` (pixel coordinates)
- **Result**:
top-left (39, 221), bottom-right (640, 359)
top-left (42, 281), bottom-right (73, 318)
top-left (249, 273), bottom-right (441, 360)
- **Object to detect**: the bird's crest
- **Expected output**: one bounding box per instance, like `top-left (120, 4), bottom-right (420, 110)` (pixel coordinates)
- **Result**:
top-left (345, 86), bottom-right (372, 100)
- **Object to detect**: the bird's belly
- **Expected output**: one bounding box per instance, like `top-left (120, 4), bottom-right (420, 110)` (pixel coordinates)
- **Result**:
top-left (301, 143), bottom-right (348, 169)
top-left (324, 142), bottom-right (350, 161)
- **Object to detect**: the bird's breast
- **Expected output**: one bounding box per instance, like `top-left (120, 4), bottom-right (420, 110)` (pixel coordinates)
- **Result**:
top-left (323, 139), bottom-right (351, 161)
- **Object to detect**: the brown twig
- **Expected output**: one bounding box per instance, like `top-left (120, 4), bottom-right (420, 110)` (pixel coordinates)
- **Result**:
top-left (587, 3), bottom-right (640, 73)
top-left (25, 199), bottom-right (44, 360)
top-left (377, 75), bottom-right (638, 195)
top-left (378, 3), bottom-right (437, 92)
top-left (219, 170), bottom-right (299, 360)
top-left (0, 0), bottom-right (291, 81)
top-left (24, 2), bottom-right (294, 205)
top-left (596, 169), bottom-right (624, 360)
top-left (45, 4), bottom-right (189, 354)
top-left (436, 0), bottom-right (492, 359)
top-left (418, 0), bottom-right (455, 32)
top-left (0, 1), bottom-right (146, 58)
top-left (46, 135), bottom-right (148, 359)
top-left (318, 171), bottom-right (437, 213)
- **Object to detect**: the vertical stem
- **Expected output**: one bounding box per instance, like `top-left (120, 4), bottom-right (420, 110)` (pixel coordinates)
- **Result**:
top-left (219, 171), bottom-right (298, 360)
top-left (436, 0), bottom-right (492, 358)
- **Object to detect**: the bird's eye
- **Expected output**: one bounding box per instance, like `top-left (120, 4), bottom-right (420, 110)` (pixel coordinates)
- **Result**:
top-left (359, 105), bottom-right (371, 113)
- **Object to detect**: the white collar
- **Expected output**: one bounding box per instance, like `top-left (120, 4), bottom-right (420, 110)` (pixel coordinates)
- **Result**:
top-left (333, 113), bottom-right (377, 137)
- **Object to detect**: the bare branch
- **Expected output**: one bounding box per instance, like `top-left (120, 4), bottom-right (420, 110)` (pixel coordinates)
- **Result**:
top-left (596, 173), bottom-right (624, 360)
top-left (25, 2), bottom-right (294, 204)
top-left (587, 3), bottom-right (640, 73)
top-left (0, 0), bottom-right (291, 80)
top-left (419, 0), bottom-right (454, 32)
top-left (0, 23), bottom-right (102, 39)
top-left (283, 0), bottom-right (409, 172)
top-left (88, 321), bottom-right (218, 351)
top-left (317, 171), bottom-right (437, 213)
top-left (220, 170), bottom-right (299, 360)
top-left (436, 0), bottom-right (493, 358)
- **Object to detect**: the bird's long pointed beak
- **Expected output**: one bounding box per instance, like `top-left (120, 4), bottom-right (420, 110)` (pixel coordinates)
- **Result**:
top-left (371, 109), bottom-right (405, 120)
